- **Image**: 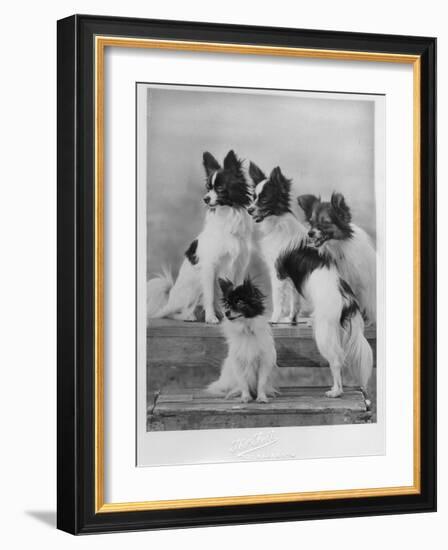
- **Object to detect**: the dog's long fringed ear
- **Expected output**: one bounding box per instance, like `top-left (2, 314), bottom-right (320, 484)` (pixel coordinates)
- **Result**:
top-left (242, 278), bottom-right (265, 302)
top-left (331, 192), bottom-right (352, 224)
top-left (248, 162), bottom-right (266, 185)
top-left (218, 278), bottom-right (234, 297)
top-left (223, 150), bottom-right (241, 173)
top-left (270, 167), bottom-right (291, 192)
top-left (297, 194), bottom-right (319, 220)
top-left (203, 152), bottom-right (221, 178)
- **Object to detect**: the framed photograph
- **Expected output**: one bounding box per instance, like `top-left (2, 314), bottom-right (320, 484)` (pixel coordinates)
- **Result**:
top-left (57, 15), bottom-right (436, 534)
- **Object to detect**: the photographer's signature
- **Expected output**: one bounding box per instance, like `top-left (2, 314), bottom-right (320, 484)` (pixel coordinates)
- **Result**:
top-left (229, 430), bottom-right (295, 460)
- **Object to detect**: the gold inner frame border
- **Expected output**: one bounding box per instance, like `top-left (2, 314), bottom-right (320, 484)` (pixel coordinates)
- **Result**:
top-left (94, 36), bottom-right (421, 514)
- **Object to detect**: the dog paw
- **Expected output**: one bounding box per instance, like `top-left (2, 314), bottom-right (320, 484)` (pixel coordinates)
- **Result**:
top-left (181, 313), bottom-right (197, 322)
top-left (269, 315), bottom-right (281, 324)
top-left (325, 388), bottom-right (343, 398)
top-left (240, 393), bottom-right (252, 403)
top-left (205, 314), bottom-right (219, 324)
top-left (256, 394), bottom-right (269, 403)
top-left (281, 315), bottom-right (298, 325)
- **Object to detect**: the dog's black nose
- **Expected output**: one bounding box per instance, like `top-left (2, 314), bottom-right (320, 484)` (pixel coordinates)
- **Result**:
top-left (308, 229), bottom-right (316, 238)
top-left (203, 195), bottom-right (210, 204)
top-left (247, 206), bottom-right (255, 215)
top-left (225, 310), bottom-right (231, 318)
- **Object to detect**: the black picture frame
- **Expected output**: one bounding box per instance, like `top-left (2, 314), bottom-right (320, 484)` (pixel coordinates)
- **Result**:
top-left (57, 14), bottom-right (436, 534)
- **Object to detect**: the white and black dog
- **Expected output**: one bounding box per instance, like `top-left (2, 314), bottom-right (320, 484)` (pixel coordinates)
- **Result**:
top-left (207, 278), bottom-right (278, 403)
top-left (297, 193), bottom-right (377, 325)
top-left (276, 244), bottom-right (373, 397)
top-left (248, 162), bottom-right (373, 397)
top-left (147, 150), bottom-right (253, 324)
top-left (248, 162), bottom-right (307, 323)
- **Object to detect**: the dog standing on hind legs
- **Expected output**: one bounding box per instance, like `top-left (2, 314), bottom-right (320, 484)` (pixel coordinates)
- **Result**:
top-left (207, 278), bottom-right (278, 403)
top-left (276, 244), bottom-right (373, 398)
top-left (147, 150), bottom-right (253, 324)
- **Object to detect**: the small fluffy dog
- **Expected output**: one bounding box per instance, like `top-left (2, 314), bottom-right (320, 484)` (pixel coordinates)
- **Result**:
top-left (276, 244), bottom-right (373, 397)
top-left (297, 193), bottom-right (377, 324)
top-left (147, 150), bottom-right (253, 324)
top-left (248, 162), bottom-right (307, 323)
top-left (207, 279), bottom-right (278, 403)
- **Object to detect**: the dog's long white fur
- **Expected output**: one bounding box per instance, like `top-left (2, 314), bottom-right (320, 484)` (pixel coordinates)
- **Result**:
top-left (320, 224), bottom-right (377, 324)
top-left (207, 315), bottom-right (278, 402)
top-left (305, 266), bottom-right (373, 397)
top-left (146, 267), bottom-right (174, 318)
top-left (256, 212), bottom-right (307, 322)
top-left (147, 206), bottom-right (253, 324)
top-left (257, 209), bottom-right (373, 396)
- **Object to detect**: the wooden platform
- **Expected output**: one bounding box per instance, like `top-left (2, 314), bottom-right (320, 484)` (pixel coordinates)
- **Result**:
top-left (146, 319), bottom-right (377, 430)
top-left (148, 386), bottom-right (372, 431)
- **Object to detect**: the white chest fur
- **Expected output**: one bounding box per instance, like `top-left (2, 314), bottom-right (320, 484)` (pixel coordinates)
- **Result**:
top-left (258, 213), bottom-right (306, 262)
top-left (198, 206), bottom-right (253, 263)
top-left (204, 206), bottom-right (252, 236)
top-left (223, 317), bottom-right (276, 366)
top-left (320, 224), bottom-right (377, 322)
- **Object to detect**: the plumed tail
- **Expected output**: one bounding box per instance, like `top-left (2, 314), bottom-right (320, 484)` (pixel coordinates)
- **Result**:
top-left (207, 364), bottom-right (280, 398)
top-left (146, 267), bottom-right (174, 320)
top-left (207, 377), bottom-right (230, 396)
top-left (343, 311), bottom-right (373, 391)
top-left (207, 360), bottom-right (235, 395)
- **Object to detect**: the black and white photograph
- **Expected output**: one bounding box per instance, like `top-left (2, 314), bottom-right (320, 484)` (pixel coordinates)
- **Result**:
top-left (139, 83), bottom-right (382, 450)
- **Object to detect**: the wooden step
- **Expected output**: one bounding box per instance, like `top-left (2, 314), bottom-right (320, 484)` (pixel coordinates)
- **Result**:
top-left (147, 386), bottom-right (372, 431)
top-left (147, 319), bottom-right (377, 394)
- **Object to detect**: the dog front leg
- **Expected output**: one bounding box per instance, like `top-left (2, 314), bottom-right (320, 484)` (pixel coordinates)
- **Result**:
top-left (256, 366), bottom-right (270, 403)
top-left (270, 271), bottom-right (284, 324)
top-left (233, 367), bottom-right (252, 403)
top-left (201, 264), bottom-right (219, 324)
top-left (287, 287), bottom-right (301, 323)
top-left (232, 252), bottom-right (250, 287)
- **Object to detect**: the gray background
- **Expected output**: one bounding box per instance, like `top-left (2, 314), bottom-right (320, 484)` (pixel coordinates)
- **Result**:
top-left (145, 86), bottom-right (376, 292)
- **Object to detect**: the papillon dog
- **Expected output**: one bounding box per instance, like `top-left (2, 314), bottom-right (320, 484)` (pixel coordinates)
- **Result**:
top-left (276, 243), bottom-right (373, 397)
top-left (147, 150), bottom-right (253, 324)
top-left (297, 193), bottom-right (377, 324)
top-left (248, 162), bottom-right (307, 323)
top-left (207, 278), bottom-right (278, 403)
